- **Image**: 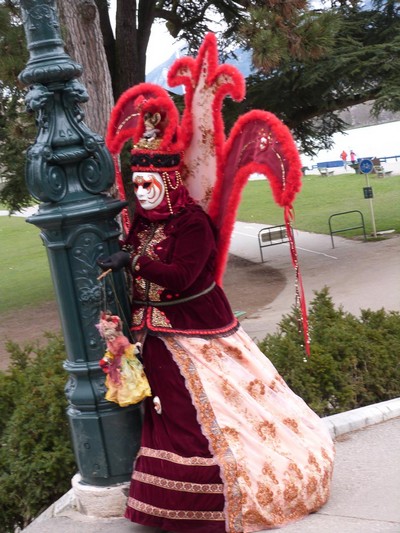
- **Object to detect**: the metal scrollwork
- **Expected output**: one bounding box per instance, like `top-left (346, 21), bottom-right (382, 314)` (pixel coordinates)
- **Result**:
top-left (64, 79), bottom-right (89, 104)
top-left (21, 1), bottom-right (59, 32)
top-left (20, 0), bottom-right (136, 487)
top-left (64, 79), bottom-right (89, 122)
top-left (26, 142), bottom-right (68, 201)
top-left (92, 374), bottom-right (108, 401)
top-left (78, 157), bottom-right (102, 192)
top-left (25, 83), bottom-right (52, 111)
top-left (25, 83), bottom-right (52, 129)
top-left (71, 231), bottom-right (115, 355)
top-left (64, 375), bottom-right (77, 402)
top-left (77, 134), bottom-right (115, 193)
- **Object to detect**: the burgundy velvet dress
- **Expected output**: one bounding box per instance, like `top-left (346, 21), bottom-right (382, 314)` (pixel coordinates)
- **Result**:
top-left (124, 205), bottom-right (334, 533)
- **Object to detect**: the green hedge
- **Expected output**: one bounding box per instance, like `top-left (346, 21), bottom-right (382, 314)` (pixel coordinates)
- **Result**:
top-left (1, 289), bottom-right (399, 530)
top-left (0, 334), bottom-right (76, 532)
top-left (259, 287), bottom-right (400, 416)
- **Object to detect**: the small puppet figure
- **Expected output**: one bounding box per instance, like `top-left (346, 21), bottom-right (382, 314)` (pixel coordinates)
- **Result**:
top-left (96, 312), bottom-right (151, 407)
top-left (142, 111), bottom-right (161, 140)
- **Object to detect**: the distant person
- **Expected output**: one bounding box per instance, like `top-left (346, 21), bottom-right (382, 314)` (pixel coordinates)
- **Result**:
top-left (340, 150), bottom-right (348, 168)
top-left (350, 150), bottom-right (357, 163)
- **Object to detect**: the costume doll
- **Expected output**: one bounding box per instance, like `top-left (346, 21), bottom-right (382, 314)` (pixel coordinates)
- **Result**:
top-left (96, 312), bottom-right (151, 407)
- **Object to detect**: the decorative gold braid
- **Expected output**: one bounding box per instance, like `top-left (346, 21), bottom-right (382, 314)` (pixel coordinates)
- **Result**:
top-left (161, 171), bottom-right (184, 215)
top-left (162, 170), bottom-right (183, 190)
top-left (127, 497), bottom-right (225, 521)
top-left (116, 112), bottom-right (139, 133)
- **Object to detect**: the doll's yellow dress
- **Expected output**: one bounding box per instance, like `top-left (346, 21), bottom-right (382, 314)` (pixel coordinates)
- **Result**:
top-left (104, 343), bottom-right (151, 407)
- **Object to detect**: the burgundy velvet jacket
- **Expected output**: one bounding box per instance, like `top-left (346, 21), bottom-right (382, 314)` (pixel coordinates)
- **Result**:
top-left (124, 205), bottom-right (238, 337)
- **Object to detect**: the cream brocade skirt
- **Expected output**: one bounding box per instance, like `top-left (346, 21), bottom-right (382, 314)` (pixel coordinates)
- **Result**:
top-left (162, 326), bottom-right (334, 533)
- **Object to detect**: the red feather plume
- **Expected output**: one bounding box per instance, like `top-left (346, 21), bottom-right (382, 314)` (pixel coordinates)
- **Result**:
top-left (211, 109), bottom-right (303, 283)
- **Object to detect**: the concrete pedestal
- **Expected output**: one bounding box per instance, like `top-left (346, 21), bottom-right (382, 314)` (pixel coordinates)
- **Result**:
top-left (71, 473), bottom-right (130, 518)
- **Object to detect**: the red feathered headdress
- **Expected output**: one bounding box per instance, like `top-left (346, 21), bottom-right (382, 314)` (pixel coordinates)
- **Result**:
top-left (106, 33), bottom-right (309, 355)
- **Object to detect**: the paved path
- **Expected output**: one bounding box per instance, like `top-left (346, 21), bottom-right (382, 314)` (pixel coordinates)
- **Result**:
top-left (24, 413), bottom-right (400, 533)
top-left (230, 221), bottom-right (400, 341)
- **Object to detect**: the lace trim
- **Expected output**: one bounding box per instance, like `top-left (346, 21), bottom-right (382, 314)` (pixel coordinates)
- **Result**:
top-left (127, 497), bottom-right (225, 521)
top-left (137, 446), bottom-right (217, 466)
top-left (133, 470), bottom-right (224, 493)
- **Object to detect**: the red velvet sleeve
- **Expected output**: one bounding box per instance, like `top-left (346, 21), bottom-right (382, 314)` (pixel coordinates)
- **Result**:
top-left (134, 213), bottom-right (215, 292)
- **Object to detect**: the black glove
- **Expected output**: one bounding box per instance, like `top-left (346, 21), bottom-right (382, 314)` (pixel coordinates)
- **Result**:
top-left (97, 251), bottom-right (130, 272)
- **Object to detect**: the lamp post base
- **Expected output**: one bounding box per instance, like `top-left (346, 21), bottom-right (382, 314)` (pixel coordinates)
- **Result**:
top-left (71, 473), bottom-right (129, 518)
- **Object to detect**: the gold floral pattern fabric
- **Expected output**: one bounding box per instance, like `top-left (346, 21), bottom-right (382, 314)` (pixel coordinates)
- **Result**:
top-left (132, 470), bottom-right (224, 493)
top-left (128, 498), bottom-right (225, 521)
top-left (134, 222), bottom-right (169, 305)
top-left (136, 446), bottom-right (218, 466)
top-left (136, 224), bottom-right (166, 259)
top-left (131, 222), bottom-right (174, 330)
top-left (163, 327), bottom-right (335, 533)
top-left (128, 498), bottom-right (224, 521)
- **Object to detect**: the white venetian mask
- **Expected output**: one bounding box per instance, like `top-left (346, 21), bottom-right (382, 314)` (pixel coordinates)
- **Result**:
top-left (132, 172), bottom-right (165, 210)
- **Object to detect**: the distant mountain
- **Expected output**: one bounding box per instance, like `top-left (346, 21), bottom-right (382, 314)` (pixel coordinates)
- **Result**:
top-left (146, 47), bottom-right (254, 94)
top-left (146, 48), bottom-right (185, 94)
top-left (339, 102), bottom-right (400, 129)
top-left (146, 48), bottom-right (399, 128)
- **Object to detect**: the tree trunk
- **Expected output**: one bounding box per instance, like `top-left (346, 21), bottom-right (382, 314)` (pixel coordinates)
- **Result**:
top-left (114, 0), bottom-right (138, 98)
top-left (95, 0), bottom-right (116, 96)
top-left (114, 0), bottom-right (156, 98)
top-left (56, 0), bottom-right (114, 137)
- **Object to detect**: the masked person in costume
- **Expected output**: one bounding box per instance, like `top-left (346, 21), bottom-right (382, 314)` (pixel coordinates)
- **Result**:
top-left (98, 34), bottom-right (334, 533)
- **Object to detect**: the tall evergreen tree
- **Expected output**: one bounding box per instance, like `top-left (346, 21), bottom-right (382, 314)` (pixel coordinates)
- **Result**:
top-left (0, 1), bottom-right (35, 212)
top-left (235, 0), bottom-right (400, 154)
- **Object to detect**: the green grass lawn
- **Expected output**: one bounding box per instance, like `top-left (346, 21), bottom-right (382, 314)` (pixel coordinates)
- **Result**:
top-left (0, 216), bottom-right (55, 313)
top-left (1, 172), bottom-right (399, 312)
top-left (237, 173), bottom-right (400, 235)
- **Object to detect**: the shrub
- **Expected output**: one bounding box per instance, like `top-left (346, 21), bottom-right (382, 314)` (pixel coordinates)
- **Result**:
top-left (0, 334), bottom-right (76, 532)
top-left (258, 287), bottom-right (400, 416)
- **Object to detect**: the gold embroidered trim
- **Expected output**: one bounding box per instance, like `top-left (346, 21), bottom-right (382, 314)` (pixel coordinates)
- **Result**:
top-left (133, 471), bottom-right (224, 493)
top-left (151, 307), bottom-right (172, 328)
top-left (136, 224), bottom-right (166, 258)
top-left (148, 280), bottom-right (164, 302)
top-left (131, 307), bottom-right (144, 326)
top-left (163, 337), bottom-right (243, 533)
top-left (127, 497), bottom-right (225, 521)
top-left (137, 447), bottom-right (217, 466)
top-left (134, 276), bottom-right (147, 300)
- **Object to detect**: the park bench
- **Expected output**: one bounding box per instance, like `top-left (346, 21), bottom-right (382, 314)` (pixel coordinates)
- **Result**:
top-left (319, 168), bottom-right (334, 176)
top-left (258, 225), bottom-right (288, 262)
top-left (373, 165), bottom-right (392, 178)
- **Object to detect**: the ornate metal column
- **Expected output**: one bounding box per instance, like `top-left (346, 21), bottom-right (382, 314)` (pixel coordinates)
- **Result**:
top-left (19, 0), bottom-right (142, 486)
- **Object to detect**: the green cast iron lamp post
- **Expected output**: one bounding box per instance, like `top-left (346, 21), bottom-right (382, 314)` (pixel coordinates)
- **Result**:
top-left (19, 0), bottom-right (142, 486)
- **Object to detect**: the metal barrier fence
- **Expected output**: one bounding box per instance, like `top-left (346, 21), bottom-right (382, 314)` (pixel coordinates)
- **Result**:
top-left (328, 210), bottom-right (367, 248)
top-left (258, 225), bottom-right (288, 262)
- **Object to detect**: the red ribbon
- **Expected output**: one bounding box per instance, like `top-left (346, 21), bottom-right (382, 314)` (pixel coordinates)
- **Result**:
top-left (284, 205), bottom-right (310, 356)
